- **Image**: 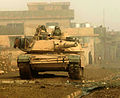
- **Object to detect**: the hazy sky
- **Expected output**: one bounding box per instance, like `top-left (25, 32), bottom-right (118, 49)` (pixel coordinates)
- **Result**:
top-left (0, 0), bottom-right (119, 31)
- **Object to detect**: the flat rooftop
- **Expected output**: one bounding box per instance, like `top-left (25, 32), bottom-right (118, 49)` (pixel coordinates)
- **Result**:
top-left (27, 2), bottom-right (70, 6)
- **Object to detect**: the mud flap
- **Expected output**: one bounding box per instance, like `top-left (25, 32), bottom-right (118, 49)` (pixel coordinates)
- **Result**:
top-left (68, 55), bottom-right (83, 80)
top-left (17, 54), bottom-right (32, 79)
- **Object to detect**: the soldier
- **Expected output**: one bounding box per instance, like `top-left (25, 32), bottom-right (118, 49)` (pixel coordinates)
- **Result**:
top-left (40, 25), bottom-right (47, 32)
top-left (34, 25), bottom-right (41, 36)
top-left (52, 26), bottom-right (62, 36)
top-left (34, 25), bottom-right (48, 40)
top-left (39, 25), bottom-right (49, 40)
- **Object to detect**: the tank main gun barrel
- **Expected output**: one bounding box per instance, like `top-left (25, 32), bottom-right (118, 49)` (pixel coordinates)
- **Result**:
top-left (55, 41), bottom-right (78, 49)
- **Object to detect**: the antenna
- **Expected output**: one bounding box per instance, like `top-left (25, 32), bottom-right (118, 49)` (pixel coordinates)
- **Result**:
top-left (103, 8), bottom-right (105, 27)
top-left (49, 0), bottom-right (52, 3)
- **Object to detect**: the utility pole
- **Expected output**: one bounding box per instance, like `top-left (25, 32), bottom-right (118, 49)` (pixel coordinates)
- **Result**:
top-left (102, 8), bottom-right (107, 63)
top-left (103, 27), bottom-right (107, 63)
top-left (49, 0), bottom-right (52, 3)
top-left (103, 8), bottom-right (105, 27)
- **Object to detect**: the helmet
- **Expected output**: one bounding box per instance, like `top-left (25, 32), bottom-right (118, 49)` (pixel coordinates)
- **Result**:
top-left (38, 25), bottom-right (41, 28)
top-left (40, 25), bottom-right (46, 30)
top-left (55, 26), bottom-right (60, 29)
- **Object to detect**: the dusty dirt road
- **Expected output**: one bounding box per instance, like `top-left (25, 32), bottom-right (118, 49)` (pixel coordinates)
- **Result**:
top-left (0, 72), bottom-right (80, 98)
top-left (0, 63), bottom-right (120, 98)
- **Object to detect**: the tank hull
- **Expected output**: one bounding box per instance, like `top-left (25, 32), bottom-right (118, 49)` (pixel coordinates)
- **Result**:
top-left (17, 53), bottom-right (84, 79)
top-left (30, 54), bottom-right (69, 71)
top-left (16, 39), bottom-right (84, 80)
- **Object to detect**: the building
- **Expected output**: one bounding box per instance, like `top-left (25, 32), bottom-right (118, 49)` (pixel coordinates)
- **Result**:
top-left (62, 27), bottom-right (98, 65)
top-left (0, 2), bottom-right (74, 35)
top-left (94, 26), bottom-right (120, 64)
top-left (71, 22), bottom-right (91, 28)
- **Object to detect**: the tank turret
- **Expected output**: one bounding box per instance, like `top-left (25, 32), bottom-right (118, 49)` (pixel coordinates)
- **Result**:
top-left (14, 37), bottom-right (82, 53)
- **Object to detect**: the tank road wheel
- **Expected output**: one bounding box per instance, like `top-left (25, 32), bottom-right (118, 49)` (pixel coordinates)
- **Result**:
top-left (68, 64), bottom-right (74, 79)
top-left (74, 65), bottom-right (83, 80)
top-left (19, 62), bottom-right (32, 79)
top-left (68, 64), bottom-right (84, 80)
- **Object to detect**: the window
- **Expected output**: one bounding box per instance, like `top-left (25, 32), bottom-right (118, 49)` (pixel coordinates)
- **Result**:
top-left (62, 5), bottom-right (68, 9)
top-left (38, 6), bottom-right (44, 10)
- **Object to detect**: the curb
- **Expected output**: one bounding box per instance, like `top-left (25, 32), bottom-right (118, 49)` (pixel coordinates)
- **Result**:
top-left (65, 90), bottom-right (82, 98)
top-left (0, 80), bottom-right (35, 84)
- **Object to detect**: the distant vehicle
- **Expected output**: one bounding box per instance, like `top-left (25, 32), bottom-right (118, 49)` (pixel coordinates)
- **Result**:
top-left (14, 32), bottom-right (85, 80)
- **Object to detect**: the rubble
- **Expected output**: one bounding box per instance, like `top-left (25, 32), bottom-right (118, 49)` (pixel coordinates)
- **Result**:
top-left (1, 80), bottom-right (14, 84)
top-left (0, 70), bottom-right (4, 75)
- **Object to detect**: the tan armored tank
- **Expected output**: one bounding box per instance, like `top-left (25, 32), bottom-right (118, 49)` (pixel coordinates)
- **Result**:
top-left (14, 35), bottom-right (84, 79)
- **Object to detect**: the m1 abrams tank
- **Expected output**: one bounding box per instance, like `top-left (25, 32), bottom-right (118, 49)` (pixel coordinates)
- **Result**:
top-left (14, 35), bottom-right (84, 80)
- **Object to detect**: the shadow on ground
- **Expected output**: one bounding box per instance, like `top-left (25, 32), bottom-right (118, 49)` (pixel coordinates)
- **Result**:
top-left (0, 71), bottom-right (68, 80)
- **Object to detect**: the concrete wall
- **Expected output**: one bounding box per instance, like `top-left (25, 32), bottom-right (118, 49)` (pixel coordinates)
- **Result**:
top-left (62, 28), bottom-right (94, 36)
top-left (79, 38), bottom-right (95, 66)
top-left (24, 27), bottom-right (94, 36)
top-left (0, 20), bottom-right (24, 35)
top-left (24, 19), bottom-right (70, 36)
top-left (27, 2), bottom-right (70, 11)
top-left (0, 20), bottom-right (24, 25)
top-left (0, 36), bottom-right (10, 48)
